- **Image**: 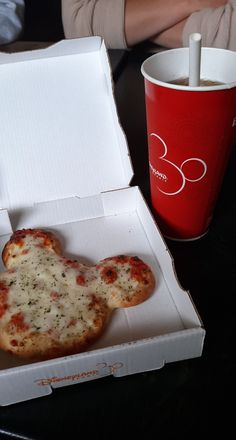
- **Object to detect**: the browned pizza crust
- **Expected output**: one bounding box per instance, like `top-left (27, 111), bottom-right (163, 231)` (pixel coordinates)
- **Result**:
top-left (0, 229), bottom-right (155, 360)
top-left (2, 229), bottom-right (62, 267)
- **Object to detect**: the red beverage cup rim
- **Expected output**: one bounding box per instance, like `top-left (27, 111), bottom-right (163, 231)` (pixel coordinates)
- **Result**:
top-left (141, 47), bottom-right (236, 92)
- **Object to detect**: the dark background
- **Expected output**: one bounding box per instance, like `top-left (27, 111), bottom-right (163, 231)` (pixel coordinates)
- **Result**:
top-left (22, 0), bottom-right (64, 42)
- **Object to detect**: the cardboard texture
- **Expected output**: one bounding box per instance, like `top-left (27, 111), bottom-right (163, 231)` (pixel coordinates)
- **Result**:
top-left (0, 37), bottom-right (205, 406)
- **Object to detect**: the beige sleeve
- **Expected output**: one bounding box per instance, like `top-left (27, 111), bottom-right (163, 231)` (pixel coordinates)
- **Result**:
top-left (61, 0), bottom-right (127, 49)
top-left (182, 1), bottom-right (236, 51)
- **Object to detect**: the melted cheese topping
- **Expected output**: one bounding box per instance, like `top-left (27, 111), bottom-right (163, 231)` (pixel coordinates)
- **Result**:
top-left (0, 234), bottom-right (142, 343)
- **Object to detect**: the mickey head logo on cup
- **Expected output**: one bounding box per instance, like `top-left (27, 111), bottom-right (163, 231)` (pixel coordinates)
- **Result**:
top-left (149, 133), bottom-right (207, 196)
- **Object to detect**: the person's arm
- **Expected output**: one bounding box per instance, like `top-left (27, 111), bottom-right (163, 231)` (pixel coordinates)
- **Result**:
top-left (61, 0), bottom-right (228, 49)
top-left (125, 0), bottom-right (227, 46)
top-left (182, 0), bottom-right (236, 50)
top-left (152, 0), bottom-right (236, 51)
top-left (0, 0), bottom-right (24, 44)
top-left (62, 0), bottom-right (127, 49)
top-left (150, 19), bottom-right (187, 48)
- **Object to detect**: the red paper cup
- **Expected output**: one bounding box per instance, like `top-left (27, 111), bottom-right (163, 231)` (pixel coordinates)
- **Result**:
top-left (141, 48), bottom-right (236, 240)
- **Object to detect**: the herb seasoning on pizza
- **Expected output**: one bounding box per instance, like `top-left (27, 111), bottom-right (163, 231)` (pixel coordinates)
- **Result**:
top-left (0, 229), bottom-right (155, 360)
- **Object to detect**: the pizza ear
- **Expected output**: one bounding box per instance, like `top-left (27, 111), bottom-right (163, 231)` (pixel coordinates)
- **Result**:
top-left (97, 256), bottom-right (155, 309)
top-left (2, 229), bottom-right (62, 268)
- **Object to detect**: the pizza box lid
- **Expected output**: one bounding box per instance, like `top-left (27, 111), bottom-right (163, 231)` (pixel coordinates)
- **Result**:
top-left (0, 37), bottom-right (133, 211)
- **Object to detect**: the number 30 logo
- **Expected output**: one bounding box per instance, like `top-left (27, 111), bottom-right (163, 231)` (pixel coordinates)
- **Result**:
top-left (149, 133), bottom-right (207, 196)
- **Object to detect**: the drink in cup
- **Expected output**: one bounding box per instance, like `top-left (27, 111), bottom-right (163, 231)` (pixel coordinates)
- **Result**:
top-left (141, 47), bottom-right (236, 240)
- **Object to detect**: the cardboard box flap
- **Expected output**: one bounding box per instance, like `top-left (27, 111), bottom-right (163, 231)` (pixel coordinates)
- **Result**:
top-left (0, 37), bottom-right (133, 211)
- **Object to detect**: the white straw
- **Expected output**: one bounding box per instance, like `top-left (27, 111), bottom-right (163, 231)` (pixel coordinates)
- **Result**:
top-left (189, 33), bottom-right (202, 86)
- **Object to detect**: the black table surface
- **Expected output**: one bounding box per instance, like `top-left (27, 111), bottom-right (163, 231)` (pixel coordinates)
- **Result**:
top-left (0, 47), bottom-right (235, 439)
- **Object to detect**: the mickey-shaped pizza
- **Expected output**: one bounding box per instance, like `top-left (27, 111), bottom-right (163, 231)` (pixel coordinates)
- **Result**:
top-left (0, 229), bottom-right (155, 360)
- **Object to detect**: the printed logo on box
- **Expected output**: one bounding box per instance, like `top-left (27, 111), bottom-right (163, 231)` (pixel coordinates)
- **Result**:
top-left (34, 369), bottom-right (99, 386)
top-left (34, 362), bottom-right (124, 386)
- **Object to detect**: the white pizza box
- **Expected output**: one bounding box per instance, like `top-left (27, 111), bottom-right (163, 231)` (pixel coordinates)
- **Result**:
top-left (0, 37), bottom-right (205, 406)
